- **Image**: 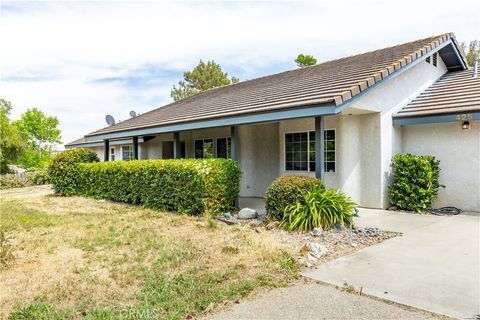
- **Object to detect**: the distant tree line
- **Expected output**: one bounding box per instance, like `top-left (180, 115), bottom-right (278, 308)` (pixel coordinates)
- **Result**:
top-left (0, 98), bottom-right (61, 173)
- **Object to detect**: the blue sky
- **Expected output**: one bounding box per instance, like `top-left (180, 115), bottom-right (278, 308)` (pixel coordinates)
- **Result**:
top-left (1, 0), bottom-right (479, 146)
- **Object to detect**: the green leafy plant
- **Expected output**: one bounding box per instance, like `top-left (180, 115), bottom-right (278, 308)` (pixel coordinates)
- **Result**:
top-left (49, 153), bottom-right (240, 215)
top-left (388, 154), bottom-right (444, 213)
top-left (265, 176), bottom-right (324, 220)
top-left (280, 187), bottom-right (356, 232)
top-left (48, 148), bottom-right (100, 196)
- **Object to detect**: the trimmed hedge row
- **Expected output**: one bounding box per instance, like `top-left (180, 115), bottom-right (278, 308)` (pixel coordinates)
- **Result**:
top-left (49, 149), bottom-right (241, 215)
top-left (48, 149), bottom-right (100, 195)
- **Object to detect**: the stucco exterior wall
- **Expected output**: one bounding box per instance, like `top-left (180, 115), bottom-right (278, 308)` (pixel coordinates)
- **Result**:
top-left (345, 55), bottom-right (449, 208)
top-left (238, 123), bottom-right (279, 197)
top-left (401, 121), bottom-right (480, 212)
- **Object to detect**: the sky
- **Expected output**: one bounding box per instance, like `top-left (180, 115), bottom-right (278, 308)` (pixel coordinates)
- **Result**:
top-left (1, 0), bottom-right (479, 147)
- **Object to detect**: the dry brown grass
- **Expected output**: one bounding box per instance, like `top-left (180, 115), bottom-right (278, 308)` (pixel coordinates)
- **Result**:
top-left (0, 186), bottom-right (296, 319)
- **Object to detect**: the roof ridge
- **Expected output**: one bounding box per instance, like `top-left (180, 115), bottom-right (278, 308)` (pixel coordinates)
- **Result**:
top-left (334, 33), bottom-right (461, 106)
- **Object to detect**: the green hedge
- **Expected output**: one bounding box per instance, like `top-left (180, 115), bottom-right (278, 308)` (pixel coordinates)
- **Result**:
top-left (388, 153), bottom-right (444, 213)
top-left (49, 150), bottom-right (241, 215)
top-left (48, 148), bottom-right (100, 196)
top-left (265, 176), bottom-right (324, 220)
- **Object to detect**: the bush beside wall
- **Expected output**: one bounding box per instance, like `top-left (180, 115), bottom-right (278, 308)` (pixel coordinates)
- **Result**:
top-left (49, 150), bottom-right (241, 215)
top-left (265, 176), bottom-right (324, 220)
top-left (388, 153), bottom-right (443, 213)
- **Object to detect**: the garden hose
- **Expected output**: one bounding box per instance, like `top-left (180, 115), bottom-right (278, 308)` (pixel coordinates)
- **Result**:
top-left (427, 207), bottom-right (462, 216)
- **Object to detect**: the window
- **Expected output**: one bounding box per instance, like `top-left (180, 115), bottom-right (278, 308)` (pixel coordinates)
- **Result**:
top-left (216, 137), bottom-right (231, 158)
top-left (285, 129), bottom-right (336, 173)
top-left (195, 139), bottom-right (214, 159)
top-left (122, 145), bottom-right (134, 161)
top-left (324, 130), bottom-right (336, 172)
top-left (110, 147), bottom-right (115, 161)
top-left (432, 52), bottom-right (437, 67)
top-left (285, 132), bottom-right (308, 171)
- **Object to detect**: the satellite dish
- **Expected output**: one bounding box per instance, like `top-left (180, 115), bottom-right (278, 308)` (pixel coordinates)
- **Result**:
top-left (105, 114), bottom-right (115, 126)
top-left (129, 110), bottom-right (137, 118)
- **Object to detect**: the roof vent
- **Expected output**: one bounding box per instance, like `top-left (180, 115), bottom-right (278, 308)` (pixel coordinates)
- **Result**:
top-left (432, 53), bottom-right (437, 67)
top-left (426, 56), bottom-right (431, 63)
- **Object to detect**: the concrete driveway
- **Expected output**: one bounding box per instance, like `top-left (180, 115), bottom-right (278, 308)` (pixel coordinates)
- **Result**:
top-left (303, 209), bottom-right (480, 319)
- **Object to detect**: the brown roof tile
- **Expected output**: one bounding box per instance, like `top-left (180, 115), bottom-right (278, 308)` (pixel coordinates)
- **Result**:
top-left (86, 33), bottom-right (463, 137)
top-left (394, 68), bottom-right (480, 118)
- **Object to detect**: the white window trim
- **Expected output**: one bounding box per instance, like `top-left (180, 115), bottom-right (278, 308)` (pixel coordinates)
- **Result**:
top-left (283, 129), bottom-right (336, 173)
top-left (323, 129), bottom-right (336, 173)
top-left (121, 145), bottom-right (134, 161)
top-left (110, 147), bottom-right (115, 161)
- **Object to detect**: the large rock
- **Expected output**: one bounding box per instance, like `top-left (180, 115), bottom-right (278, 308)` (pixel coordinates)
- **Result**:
top-left (237, 208), bottom-right (258, 220)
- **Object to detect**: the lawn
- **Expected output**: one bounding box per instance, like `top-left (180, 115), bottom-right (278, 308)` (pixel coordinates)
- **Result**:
top-left (0, 186), bottom-right (298, 320)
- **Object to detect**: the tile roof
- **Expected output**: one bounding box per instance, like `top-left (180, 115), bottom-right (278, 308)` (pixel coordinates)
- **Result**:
top-left (394, 68), bottom-right (480, 118)
top-left (65, 137), bottom-right (88, 146)
top-left (86, 33), bottom-right (464, 138)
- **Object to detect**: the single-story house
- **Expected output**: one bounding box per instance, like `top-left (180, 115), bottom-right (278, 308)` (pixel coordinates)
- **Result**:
top-left (66, 33), bottom-right (480, 212)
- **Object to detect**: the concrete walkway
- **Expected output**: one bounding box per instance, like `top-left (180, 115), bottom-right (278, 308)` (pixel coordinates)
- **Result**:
top-left (303, 209), bottom-right (480, 319)
top-left (210, 282), bottom-right (435, 320)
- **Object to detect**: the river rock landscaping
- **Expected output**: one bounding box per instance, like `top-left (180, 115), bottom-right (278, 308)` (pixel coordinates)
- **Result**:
top-left (218, 208), bottom-right (400, 268)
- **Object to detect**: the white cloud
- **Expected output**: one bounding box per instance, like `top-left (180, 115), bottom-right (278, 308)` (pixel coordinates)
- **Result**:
top-left (1, 0), bottom-right (479, 146)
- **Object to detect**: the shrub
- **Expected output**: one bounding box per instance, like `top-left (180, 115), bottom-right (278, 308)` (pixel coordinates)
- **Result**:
top-left (388, 154), bottom-right (444, 213)
top-left (280, 187), bottom-right (356, 232)
top-left (51, 156), bottom-right (241, 215)
top-left (26, 169), bottom-right (50, 185)
top-left (0, 175), bottom-right (25, 190)
top-left (48, 148), bottom-right (99, 196)
top-left (265, 176), bottom-right (324, 220)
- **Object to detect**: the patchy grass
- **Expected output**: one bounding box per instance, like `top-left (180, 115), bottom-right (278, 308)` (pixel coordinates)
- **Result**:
top-left (0, 186), bottom-right (298, 319)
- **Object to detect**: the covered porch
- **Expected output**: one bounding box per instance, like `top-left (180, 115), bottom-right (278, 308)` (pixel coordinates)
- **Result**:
top-left (82, 111), bottom-right (384, 208)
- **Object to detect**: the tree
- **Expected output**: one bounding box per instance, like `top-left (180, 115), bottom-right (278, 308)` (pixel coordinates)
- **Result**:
top-left (14, 108), bottom-right (62, 168)
top-left (295, 54), bottom-right (317, 67)
top-left (0, 99), bottom-right (24, 173)
top-left (170, 60), bottom-right (239, 101)
top-left (460, 40), bottom-right (479, 67)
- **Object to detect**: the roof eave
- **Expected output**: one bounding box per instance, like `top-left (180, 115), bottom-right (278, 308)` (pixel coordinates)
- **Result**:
top-left (84, 103), bottom-right (338, 142)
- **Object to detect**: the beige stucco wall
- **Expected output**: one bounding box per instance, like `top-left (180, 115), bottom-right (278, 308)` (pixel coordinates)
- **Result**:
top-left (238, 123), bottom-right (279, 197)
top-left (343, 54), bottom-right (449, 208)
top-left (401, 121), bottom-right (480, 212)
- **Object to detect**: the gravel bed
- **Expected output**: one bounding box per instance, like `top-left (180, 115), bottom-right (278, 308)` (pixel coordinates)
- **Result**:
top-left (218, 216), bottom-right (400, 268)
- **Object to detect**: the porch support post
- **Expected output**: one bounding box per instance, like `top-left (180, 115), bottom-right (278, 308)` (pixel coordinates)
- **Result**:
top-left (230, 126), bottom-right (238, 162)
top-left (104, 139), bottom-right (110, 162)
top-left (133, 136), bottom-right (139, 160)
top-left (315, 116), bottom-right (325, 181)
top-left (173, 132), bottom-right (181, 159)
top-left (230, 125), bottom-right (239, 208)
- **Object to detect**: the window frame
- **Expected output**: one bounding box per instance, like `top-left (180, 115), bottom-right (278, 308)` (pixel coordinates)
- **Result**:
top-left (323, 129), bottom-right (336, 173)
top-left (194, 138), bottom-right (214, 159)
top-left (284, 129), bottom-right (336, 173)
top-left (121, 145), bottom-right (134, 161)
top-left (216, 137), bottom-right (232, 159)
top-left (110, 147), bottom-right (115, 161)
